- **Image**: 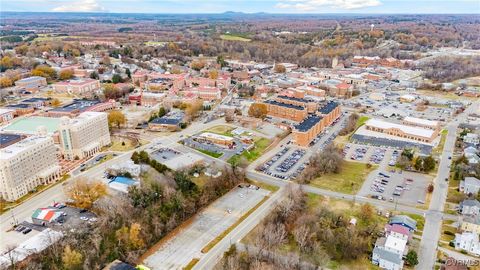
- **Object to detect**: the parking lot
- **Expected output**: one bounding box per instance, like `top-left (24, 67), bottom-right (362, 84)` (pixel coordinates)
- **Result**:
top-left (343, 144), bottom-right (393, 165)
top-left (182, 135), bottom-right (249, 161)
top-left (142, 186), bottom-right (269, 270)
top-left (256, 146), bottom-right (308, 180)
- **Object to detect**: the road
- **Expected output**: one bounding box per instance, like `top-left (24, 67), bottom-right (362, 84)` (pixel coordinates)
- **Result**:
top-left (417, 100), bottom-right (479, 270)
top-left (0, 118), bottom-right (227, 253)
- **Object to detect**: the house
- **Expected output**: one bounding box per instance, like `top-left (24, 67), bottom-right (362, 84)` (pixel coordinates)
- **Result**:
top-left (372, 246), bottom-right (404, 270)
top-left (459, 177), bottom-right (480, 195)
top-left (31, 208), bottom-right (63, 226)
top-left (461, 215), bottom-right (480, 234)
top-left (148, 111), bottom-right (184, 131)
top-left (384, 224), bottom-right (412, 242)
top-left (464, 146), bottom-right (479, 165)
top-left (460, 199), bottom-right (480, 216)
top-left (464, 133), bottom-right (479, 145)
top-left (389, 215), bottom-right (417, 232)
top-left (454, 232), bottom-right (480, 256)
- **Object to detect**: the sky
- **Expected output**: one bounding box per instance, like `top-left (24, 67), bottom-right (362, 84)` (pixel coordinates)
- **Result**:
top-left (1, 0), bottom-right (479, 14)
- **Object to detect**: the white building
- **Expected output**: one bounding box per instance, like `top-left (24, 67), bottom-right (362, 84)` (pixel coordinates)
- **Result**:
top-left (454, 232), bottom-right (480, 256)
top-left (460, 177), bottom-right (480, 195)
top-left (0, 136), bottom-right (61, 201)
top-left (0, 108), bottom-right (15, 123)
top-left (59, 112), bottom-right (111, 160)
top-left (464, 133), bottom-right (479, 145)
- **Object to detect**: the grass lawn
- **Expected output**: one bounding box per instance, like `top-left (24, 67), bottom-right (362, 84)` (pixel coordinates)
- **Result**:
top-left (228, 137), bottom-right (272, 164)
top-left (197, 149), bottom-right (223, 158)
top-left (191, 174), bottom-right (210, 188)
top-left (205, 125), bottom-right (235, 137)
top-left (432, 130), bottom-right (448, 156)
top-left (246, 179), bottom-right (280, 192)
top-left (183, 258), bottom-right (199, 270)
top-left (219, 34), bottom-right (251, 42)
top-left (108, 136), bottom-right (139, 152)
top-left (440, 221), bottom-right (457, 242)
top-left (309, 161), bottom-right (378, 194)
top-left (356, 116), bottom-right (371, 128)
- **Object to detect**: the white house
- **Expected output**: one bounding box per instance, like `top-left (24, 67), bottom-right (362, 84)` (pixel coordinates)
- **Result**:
top-left (464, 133), bottom-right (479, 145)
top-left (460, 199), bottom-right (480, 216)
top-left (460, 177), bottom-right (480, 195)
top-left (454, 232), bottom-right (480, 256)
top-left (464, 146), bottom-right (479, 165)
top-left (372, 246), bottom-right (404, 270)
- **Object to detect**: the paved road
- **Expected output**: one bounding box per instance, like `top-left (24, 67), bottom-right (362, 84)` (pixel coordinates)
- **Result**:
top-left (417, 100), bottom-right (479, 270)
top-left (0, 118), bottom-right (227, 253)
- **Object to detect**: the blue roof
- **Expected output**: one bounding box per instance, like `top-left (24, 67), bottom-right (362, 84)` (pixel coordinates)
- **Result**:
top-left (151, 111), bottom-right (184, 125)
top-left (277, 95), bottom-right (311, 104)
top-left (295, 114), bottom-right (322, 132)
top-left (0, 133), bottom-right (22, 148)
top-left (265, 100), bottom-right (304, 111)
top-left (6, 103), bottom-right (32, 109)
top-left (49, 99), bottom-right (101, 112)
top-left (318, 101), bottom-right (338, 114)
top-left (22, 97), bottom-right (50, 103)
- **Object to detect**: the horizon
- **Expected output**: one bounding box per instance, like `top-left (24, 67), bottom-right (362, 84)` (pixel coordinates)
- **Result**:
top-left (1, 0), bottom-right (479, 14)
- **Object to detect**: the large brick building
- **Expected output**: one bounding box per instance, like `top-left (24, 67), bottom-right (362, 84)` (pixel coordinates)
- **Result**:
top-left (264, 100), bottom-right (308, 122)
top-left (292, 101), bottom-right (341, 147)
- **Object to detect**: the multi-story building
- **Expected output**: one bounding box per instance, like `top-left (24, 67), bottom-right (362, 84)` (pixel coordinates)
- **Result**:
top-left (403, 117), bottom-right (440, 132)
top-left (59, 112), bottom-right (111, 160)
top-left (52, 79), bottom-right (101, 95)
top-left (0, 108), bottom-right (14, 123)
top-left (0, 135), bottom-right (61, 201)
top-left (14, 76), bottom-right (47, 92)
top-left (264, 100), bottom-right (308, 122)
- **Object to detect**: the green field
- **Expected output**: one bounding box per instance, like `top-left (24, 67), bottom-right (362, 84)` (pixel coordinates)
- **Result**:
top-left (356, 116), bottom-right (371, 128)
top-left (309, 161), bottom-right (378, 194)
top-left (197, 149), bottom-right (223, 158)
top-left (220, 34), bottom-right (251, 42)
top-left (228, 137), bottom-right (272, 165)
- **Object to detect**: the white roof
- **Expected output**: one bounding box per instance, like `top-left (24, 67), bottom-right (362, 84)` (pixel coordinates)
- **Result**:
top-left (0, 108), bottom-right (14, 114)
top-left (403, 116), bottom-right (439, 127)
top-left (0, 136), bottom-right (53, 160)
top-left (385, 235), bottom-right (407, 253)
top-left (366, 119), bottom-right (435, 138)
top-left (199, 132), bottom-right (233, 142)
top-left (163, 152), bottom-right (204, 170)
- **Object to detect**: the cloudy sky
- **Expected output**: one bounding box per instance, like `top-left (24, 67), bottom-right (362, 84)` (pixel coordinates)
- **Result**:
top-left (1, 0), bottom-right (479, 13)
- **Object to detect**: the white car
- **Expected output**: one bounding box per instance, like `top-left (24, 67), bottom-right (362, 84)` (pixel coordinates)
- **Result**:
top-left (80, 217), bottom-right (89, 221)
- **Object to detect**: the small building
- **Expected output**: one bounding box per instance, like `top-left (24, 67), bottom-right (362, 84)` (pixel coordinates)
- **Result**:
top-left (389, 215), bottom-right (417, 232)
top-left (372, 246), bottom-right (404, 270)
top-left (148, 111), bottom-right (184, 132)
top-left (384, 224), bottom-right (411, 242)
top-left (464, 133), bottom-right (479, 145)
top-left (31, 208), bottom-right (63, 226)
top-left (0, 108), bottom-right (14, 123)
top-left (103, 260), bottom-right (137, 270)
top-left (197, 132), bottom-right (234, 147)
top-left (459, 177), bottom-right (480, 195)
top-left (5, 103), bottom-right (34, 116)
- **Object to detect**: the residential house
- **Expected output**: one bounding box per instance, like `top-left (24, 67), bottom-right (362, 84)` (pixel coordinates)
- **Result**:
top-left (384, 224), bottom-right (412, 242)
top-left (454, 232), bottom-right (480, 256)
top-left (464, 146), bottom-right (479, 165)
top-left (464, 133), bottom-right (479, 145)
top-left (460, 177), bottom-right (480, 195)
top-left (460, 199), bottom-right (480, 216)
top-left (372, 246), bottom-right (404, 270)
top-left (461, 215), bottom-right (480, 234)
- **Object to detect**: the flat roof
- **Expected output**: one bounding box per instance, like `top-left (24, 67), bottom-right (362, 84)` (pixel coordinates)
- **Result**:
top-left (15, 76), bottom-right (45, 83)
top-left (49, 99), bottom-right (100, 112)
top-left (264, 100), bottom-right (304, 111)
top-left (3, 116), bottom-right (62, 135)
top-left (295, 114), bottom-right (322, 132)
top-left (277, 95), bottom-right (310, 104)
top-left (366, 119), bottom-right (434, 138)
top-left (403, 116), bottom-right (439, 127)
top-left (0, 136), bottom-right (52, 159)
top-left (318, 101), bottom-right (338, 114)
top-left (0, 133), bottom-right (22, 149)
top-left (22, 97), bottom-right (50, 103)
top-left (199, 132), bottom-right (234, 141)
top-left (6, 104), bottom-right (32, 109)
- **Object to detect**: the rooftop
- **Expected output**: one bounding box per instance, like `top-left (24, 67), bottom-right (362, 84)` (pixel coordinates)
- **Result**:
top-left (403, 116), bottom-right (439, 127)
top-left (264, 100), bottom-right (305, 111)
top-left (0, 136), bottom-right (52, 160)
top-left (22, 97), bottom-right (50, 103)
top-left (15, 76), bottom-right (45, 83)
top-left (318, 101), bottom-right (339, 115)
top-left (366, 119), bottom-right (435, 138)
top-left (150, 111), bottom-right (184, 126)
top-left (0, 133), bottom-right (23, 149)
top-left (277, 95), bottom-right (310, 104)
top-left (295, 114), bottom-right (322, 132)
top-left (6, 103), bottom-right (32, 109)
top-left (49, 99), bottom-right (101, 113)
top-left (373, 246), bottom-right (403, 265)
top-left (2, 116), bottom-right (62, 135)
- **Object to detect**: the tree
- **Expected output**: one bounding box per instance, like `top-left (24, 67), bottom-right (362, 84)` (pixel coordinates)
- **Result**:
top-left (62, 245), bottom-right (83, 270)
top-left (190, 61), bottom-right (205, 71)
top-left (51, 98), bottom-right (61, 107)
top-left (0, 77), bottom-right (13, 88)
top-left (65, 178), bottom-right (107, 209)
top-left (185, 100), bottom-right (203, 121)
top-left (58, 69), bottom-right (74, 80)
top-left (116, 223), bottom-right (145, 249)
top-left (427, 183), bottom-right (434, 193)
top-left (359, 203), bottom-right (374, 221)
top-left (112, 74), bottom-right (123, 84)
top-left (158, 107), bottom-right (167, 117)
top-left (31, 65), bottom-right (56, 80)
top-left (108, 110), bottom-right (126, 129)
top-left (103, 83), bottom-right (122, 100)
top-left (414, 155), bottom-right (436, 172)
top-left (405, 250), bottom-right (418, 266)
top-left (248, 103), bottom-right (268, 119)
top-left (126, 68), bottom-right (131, 79)
top-left (208, 69), bottom-right (219, 79)
top-left (90, 71), bottom-right (99, 79)
top-left (274, 64), bottom-right (286, 73)
top-left (217, 55), bottom-right (226, 67)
